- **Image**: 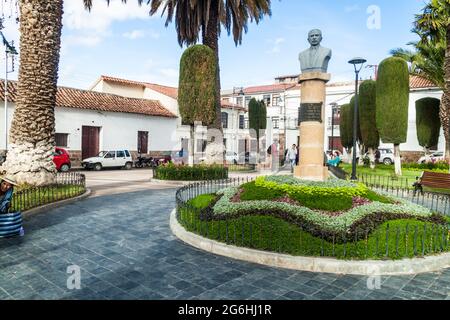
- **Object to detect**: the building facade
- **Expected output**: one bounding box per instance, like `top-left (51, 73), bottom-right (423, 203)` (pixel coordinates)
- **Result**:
top-left (0, 81), bottom-right (178, 165)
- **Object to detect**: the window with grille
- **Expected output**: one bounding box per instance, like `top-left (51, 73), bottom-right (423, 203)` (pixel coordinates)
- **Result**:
top-left (239, 115), bottom-right (245, 129)
top-left (55, 133), bottom-right (68, 147)
top-left (221, 112), bottom-right (229, 129)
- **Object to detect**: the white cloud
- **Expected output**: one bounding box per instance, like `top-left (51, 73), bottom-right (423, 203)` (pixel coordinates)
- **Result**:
top-left (64, 35), bottom-right (103, 47)
top-left (344, 5), bottom-right (360, 13)
top-left (123, 29), bottom-right (160, 40)
top-left (63, 0), bottom-right (150, 34)
top-left (267, 37), bottom-right (285, 54)
top-left (123, 29), bottom-right (146, 40)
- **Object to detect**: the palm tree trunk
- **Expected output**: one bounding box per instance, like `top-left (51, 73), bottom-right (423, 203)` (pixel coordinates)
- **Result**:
top-left (1, 0), bottom-right (62, 186)
top-left (202, 0), bottom-right (222, 133)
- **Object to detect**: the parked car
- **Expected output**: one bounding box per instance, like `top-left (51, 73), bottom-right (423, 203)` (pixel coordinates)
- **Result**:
top-left (82, 150), bottom-right (133, 171)
top-left (225, 152), bottom-right (238, 165)
top-left (375, 148), bottom-right (395, 165)
top-left (417, 151), bottom-right (445, 164)
top-left (53, 147), bottom-right (71, 172)
top-left (357, 148), bottom-right (395, 165)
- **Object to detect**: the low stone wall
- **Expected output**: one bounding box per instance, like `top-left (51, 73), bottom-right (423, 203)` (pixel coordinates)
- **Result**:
top-left (401, 151), bottom-right (423, 163)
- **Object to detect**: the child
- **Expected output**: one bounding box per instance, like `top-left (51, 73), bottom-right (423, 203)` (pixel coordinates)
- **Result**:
top-left (412, 176), bottom-right (424, 196)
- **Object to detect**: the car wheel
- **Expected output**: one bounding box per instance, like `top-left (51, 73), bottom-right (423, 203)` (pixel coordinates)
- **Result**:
top-left (383, 158), bottom-right (393, 165)
top-left (60, 164), bottom-right (70, 172)
top-left (124, 162), bottom-right (132, 170)
top-left (94, 163), bottom-right (102, 171)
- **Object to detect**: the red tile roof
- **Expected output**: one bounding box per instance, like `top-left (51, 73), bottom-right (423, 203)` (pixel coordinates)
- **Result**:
top-left (97, 75), bottom-right (179, 99)
top-left (409, 75), bottom-right (437, 89)
top-left (146, 83), bottom-right (178, 99)
top-left (221, 100), bottom-right (246, 112)
top-left (243, 83), bottom-right (296, 94)
top-left (0, 80), bottom-right (177, 118)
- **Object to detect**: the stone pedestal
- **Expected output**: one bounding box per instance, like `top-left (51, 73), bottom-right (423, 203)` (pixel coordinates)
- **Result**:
top-left (294, 72), bottom-right (330, 181)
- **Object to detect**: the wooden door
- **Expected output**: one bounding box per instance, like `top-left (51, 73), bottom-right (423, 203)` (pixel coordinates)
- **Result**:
top-left (82, 126), bottom-right (100, 160)
top-left (138, 131), bottom-right (149, 154)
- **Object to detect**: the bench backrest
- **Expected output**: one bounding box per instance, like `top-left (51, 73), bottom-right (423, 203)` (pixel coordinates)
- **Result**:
top-left (421, 171), bottom-right (450, 189)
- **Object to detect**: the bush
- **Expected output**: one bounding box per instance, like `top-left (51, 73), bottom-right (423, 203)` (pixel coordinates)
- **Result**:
top-left (402, 161), bottom-right (449, 172)
top-left (154, 163), bottom-right (228, 181)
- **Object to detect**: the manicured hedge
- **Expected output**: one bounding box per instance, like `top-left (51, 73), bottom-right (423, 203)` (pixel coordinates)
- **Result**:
top-left (402, 161), bottom-right (449, 172)
top-left (154, 164), bottom-right (228, 181)
top-left (211, 186), bottom-right (438, 242)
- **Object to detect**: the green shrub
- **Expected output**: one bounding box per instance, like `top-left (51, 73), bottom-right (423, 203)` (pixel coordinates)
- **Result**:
top-left (240, 182), bottom-right (285, 201)
top-left (255, 176), bottom-right (368, 198)
top-left (154, 163), bottom-right (228, 181)
top-left (339, 103), bottom-right (353, 150)
top-left (402, 161), bottom-right (449, 172)
top-left (359, 80), bottom-right (380, 149)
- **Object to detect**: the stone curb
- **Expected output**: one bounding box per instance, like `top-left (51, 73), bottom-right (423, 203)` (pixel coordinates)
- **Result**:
top-left (170, 209), bottom-right (450, 276)
top-left (22, 189), bottom-right (92, 220)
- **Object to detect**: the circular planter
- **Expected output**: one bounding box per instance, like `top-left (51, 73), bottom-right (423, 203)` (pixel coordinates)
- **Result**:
top-left (170, 209), bottom-right (450, 276)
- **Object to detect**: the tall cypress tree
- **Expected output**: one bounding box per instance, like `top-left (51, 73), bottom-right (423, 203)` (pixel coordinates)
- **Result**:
top-left (339, 103), bottom-right (353, 162)
top-left (376, 57), bottom-right (409, 175)
top-left (178, 45), bottom-right (217, 164)
top-left (359, 80), bottom-right (379, 169)
top-left (249, 98), bottom-right (267, 162)
top-left (416, 98), bottom-right (441, 154)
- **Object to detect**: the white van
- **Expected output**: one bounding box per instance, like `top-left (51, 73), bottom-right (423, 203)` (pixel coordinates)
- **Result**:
top-left (82, 150), bottom-right (133, 171)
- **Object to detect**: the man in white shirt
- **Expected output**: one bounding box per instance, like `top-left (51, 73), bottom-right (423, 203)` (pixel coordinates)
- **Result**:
top-left (288, 144), bottom-right (298, 172)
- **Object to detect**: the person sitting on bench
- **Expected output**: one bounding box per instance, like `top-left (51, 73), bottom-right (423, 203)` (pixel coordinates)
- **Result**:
top-left (412, 176), bottom-right (424, 196)
top-left (327, 151), bottom-right (341, 167)
top-left (0, 175), bottom-right (17, 214)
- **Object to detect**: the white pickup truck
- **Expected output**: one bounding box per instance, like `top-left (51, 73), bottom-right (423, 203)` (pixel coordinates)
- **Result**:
top-left (82, 150), bottom-right (133, 171)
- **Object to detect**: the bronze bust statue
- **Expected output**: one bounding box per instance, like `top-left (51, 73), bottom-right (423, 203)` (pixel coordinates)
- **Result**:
top-left (299, 29), bottom-right (332, 73)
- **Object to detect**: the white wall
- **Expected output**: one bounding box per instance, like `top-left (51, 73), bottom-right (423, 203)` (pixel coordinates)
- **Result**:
top-left (0, 101), bottom-right (15, 151)
top-left (55, 107), bottom-right (179, 153)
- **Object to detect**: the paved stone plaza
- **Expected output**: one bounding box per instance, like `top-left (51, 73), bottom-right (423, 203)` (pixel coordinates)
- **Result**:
top-left (0, 188), bottom-right (449, 300)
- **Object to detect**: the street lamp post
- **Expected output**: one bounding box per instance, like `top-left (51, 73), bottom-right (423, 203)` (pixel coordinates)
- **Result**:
top-left (348, 57), bottom-right (367, 181)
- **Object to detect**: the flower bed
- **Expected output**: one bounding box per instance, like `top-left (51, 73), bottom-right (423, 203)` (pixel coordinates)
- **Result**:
top-left (175, 176), bottom-right (450, 260)
top-left (154, 163), bottom-right (228, 181)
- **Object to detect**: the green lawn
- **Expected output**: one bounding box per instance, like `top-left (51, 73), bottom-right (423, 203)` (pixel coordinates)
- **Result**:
top-left (10, 185), bottom-right (86, 212)
top-left (180, 194), bottom-right (450, 260)
top-left (340, 163), bottom-right (450, 194)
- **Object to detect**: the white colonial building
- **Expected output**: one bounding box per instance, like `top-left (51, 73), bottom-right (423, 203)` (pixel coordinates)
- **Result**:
top-left (222, 74), bottom-right (445, 162)
top-left (0, 80), bottom-right (179, 165)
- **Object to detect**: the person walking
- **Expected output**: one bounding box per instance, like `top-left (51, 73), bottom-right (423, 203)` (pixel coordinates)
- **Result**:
top-left (288, 144), bottom-right (298, 173)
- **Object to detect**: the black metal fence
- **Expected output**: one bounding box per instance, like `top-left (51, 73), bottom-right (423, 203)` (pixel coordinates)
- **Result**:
top-left (9, 172), bottom-right (86, 213)
top-left (175, 179), bottom-right (450, 260)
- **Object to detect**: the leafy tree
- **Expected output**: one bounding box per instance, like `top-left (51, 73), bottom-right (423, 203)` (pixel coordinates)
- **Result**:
top-left (416, 97), bottom-right (441, 153)
top-left (359, 80), bottom-right (379, 169)
top-left (376, 57), bottom-right (410, 176)
top-left (349, 95), bottom-right (364, 164)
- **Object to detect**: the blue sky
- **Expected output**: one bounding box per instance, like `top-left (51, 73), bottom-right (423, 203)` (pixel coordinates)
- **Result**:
top-left (1, 0), bottom-right (426, 90)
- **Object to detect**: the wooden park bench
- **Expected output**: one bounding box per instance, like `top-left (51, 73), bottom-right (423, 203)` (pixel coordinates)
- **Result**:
top-left (418, 171), bottom-right (450, 191)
